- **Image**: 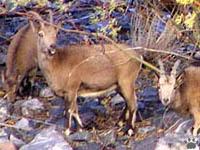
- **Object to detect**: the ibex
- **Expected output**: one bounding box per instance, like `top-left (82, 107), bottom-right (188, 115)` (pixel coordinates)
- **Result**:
top-left (157, 60), bottom-right (200, 136)
top-left (2, 11), bottom-right (59, 101)
top-left (35, 23), bottom-right (142, 134)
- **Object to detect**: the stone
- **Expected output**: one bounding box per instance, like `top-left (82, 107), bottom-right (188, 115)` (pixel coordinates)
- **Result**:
top-left (138, 126), bottom-right (156, 134)
top-left (21, 98), bottom-right (44, 117)
top-left (68, 130), bottom-right (92, 142)
top-left (100, 130), bottom-right (116, 146)
top-left (20, 127), bottom-right (72, 150)
top-left (0, 99), bottom-right (12, 122)
top-left (15, 118), bottom-right (34, 131)
top-left (39, 87), bottom-right (54, 98)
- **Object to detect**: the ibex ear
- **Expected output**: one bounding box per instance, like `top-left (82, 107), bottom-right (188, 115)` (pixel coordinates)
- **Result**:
top-left (55, 22), bottom-right (62, 32)
top-left (30, 20), bottom-right (36, 33)
top-left (30, 19), bottom-right (44, 33)
top-left (28, 11), bottom-right (44, 32)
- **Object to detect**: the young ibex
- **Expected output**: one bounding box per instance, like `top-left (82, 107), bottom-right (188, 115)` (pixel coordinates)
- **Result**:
top-left (158, 60), bottom-right (200, 136)
top-left (35, 23), bottom-right (142, 133)
top-left (3, 11), bottom-right (59, 101)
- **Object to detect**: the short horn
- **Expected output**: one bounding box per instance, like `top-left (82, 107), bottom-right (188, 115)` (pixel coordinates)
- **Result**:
top-left (171, 60), bottom-right (181, 76)
top-left (27, 11), bottom-right (44, 29)
top-left (158, 59), bottom-right (165, 75)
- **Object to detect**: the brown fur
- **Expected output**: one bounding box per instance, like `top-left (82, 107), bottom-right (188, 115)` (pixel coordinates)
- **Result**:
top-left (158, 60), bottom-right (200, 135)
top-left (4, 11), bottom-right (58, 101)
top-left (172, 65), bottom-right (200, 135)
top-left (36, 32), bottom-right (142, 131)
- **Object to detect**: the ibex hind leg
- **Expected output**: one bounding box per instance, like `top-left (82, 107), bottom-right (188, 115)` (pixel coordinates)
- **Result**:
top-left (191, 107), bottom-right (200, 136)
top-left (118, 79), bottom-right (137, 135)
top-left (65, 80), bottom-right (83, 134)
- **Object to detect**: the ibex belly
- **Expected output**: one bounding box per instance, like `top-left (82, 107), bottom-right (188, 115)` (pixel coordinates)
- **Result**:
top-left (72, 54), bottom-right (118, 89)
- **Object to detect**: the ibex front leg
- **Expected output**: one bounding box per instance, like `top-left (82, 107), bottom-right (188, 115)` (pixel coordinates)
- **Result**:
top-left (65, 80), bottom-right (83, 135)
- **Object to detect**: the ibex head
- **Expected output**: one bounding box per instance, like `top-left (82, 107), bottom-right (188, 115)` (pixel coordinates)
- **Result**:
top-left (157, 59), bottom-right (182, 106)
top-left (29, 10), bottom-right (60, 55)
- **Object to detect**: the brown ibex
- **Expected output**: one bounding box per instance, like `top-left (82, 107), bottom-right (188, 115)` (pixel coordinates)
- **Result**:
top-left (35, 23), bottom-right (142, 134)
top-left (3, 11), bottom-right (59, 101)
top-left (157, 60), bottom-right (200, 136)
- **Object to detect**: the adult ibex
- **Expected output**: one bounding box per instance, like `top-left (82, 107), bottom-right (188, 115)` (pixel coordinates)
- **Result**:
top-left (3, 11), bottom-right (59, 101)
top-left (35, 23), bottom-right (142, 134)
top-left (157, 60), bottom-right (200, 136)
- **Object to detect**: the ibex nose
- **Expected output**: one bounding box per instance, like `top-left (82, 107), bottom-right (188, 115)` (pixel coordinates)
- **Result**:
top-left (163, 98), bottom-right (169, 104)
top-left (50, 44), bottom-right (56, 49)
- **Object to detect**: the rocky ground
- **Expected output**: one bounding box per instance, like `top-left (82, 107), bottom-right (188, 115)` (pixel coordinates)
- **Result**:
top-left (0, 1), bottom-right (199, 150)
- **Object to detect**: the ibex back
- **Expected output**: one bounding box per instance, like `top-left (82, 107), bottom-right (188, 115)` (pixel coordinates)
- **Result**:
top-left (36, 25), bottom-right (142, 134)
top-left (157, 60), bottom-right (200, 136)
top-left (3, 11), bottom-right (59, 101)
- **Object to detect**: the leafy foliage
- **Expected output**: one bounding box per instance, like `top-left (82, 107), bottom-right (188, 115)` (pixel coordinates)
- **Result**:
top-left (175, 0), bottom-right (200, 46)
top-left (90, 1), bottom-right (125, 40)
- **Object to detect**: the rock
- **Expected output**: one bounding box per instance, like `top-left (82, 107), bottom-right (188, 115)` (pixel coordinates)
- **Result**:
top-left (155, 133), bottom-right (190, 150)
top-left (51, 98), bottom-right (65, 106)
top-left (155, 118), bottom-right (199, 150)
top-left (0, 142), bottom-right (17, 150)
top-left (130, 136), bottom-right (158, 150)
top-left (138, 126), bottom-right (156, 134)
top-left (115, 144), bottom-right (127, 150)
top-left (20, 127), bottom-right (72, 150)
top-left (138, 101), bottom-right (145, 110)
top-left (140, 87), bottom-right (158, 102)
top-left (110, 94), bottom-right (125, 108)
top-left (75, 142), bottom-right (101, 150)
top-left (68, 130), bottom-right (92, 142)
top-left (21, 98), bottom-right (44, 117)
top-left (193, 50), bottom-right (200, 60)
top-left (100, 130), bottom-right (116, 146)
top-left (0, 53), bottom-right (6, 65)
top-left (80, 99), bottom-right (107, 117)
top-left (49, 107), bottom-right (65, 119)
top-left (80, 111), bottom-right (96, 127)
top-left (0, 128), bottom-right (9, 142)
top-left (0, 99), bottom-right (12, 122)
top-left (13, 100), bottom-right (26, 116)
top-left (39, 87), bottom-right (54, 98)
top-left (46, 117), bottom-right (67, 128)
top-left (10, 134), bottom-right (25, 147)
top-left (15, 118), bottom-right (34, 131)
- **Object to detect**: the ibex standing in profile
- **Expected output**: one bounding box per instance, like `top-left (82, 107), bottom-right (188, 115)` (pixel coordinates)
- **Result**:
top-left (157, 60), bottom-right (200, 136)
top-left (35, 22), bottom-right (142, 134)
top-left (3, 11), bottom-right (59, 101)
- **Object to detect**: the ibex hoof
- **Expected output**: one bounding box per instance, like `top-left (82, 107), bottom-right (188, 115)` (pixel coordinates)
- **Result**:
top-left (192, 127), bottom-right (200, 137)
top-left (128, 129), bottom-right (134, 136)
top-left (64, 128), bottom-right (71, 136)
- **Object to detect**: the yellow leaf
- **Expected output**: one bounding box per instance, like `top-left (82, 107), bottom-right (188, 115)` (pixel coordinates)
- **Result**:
top-left (176, 0), bottom-right (195, 5)
top-left (174, 14), bottom-right (183, 25)
top-left (184, 12), bottom-right (197, 28)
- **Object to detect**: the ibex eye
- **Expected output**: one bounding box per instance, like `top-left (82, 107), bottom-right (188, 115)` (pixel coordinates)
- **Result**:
top-left (38, 31), bottom-right (44, 37)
